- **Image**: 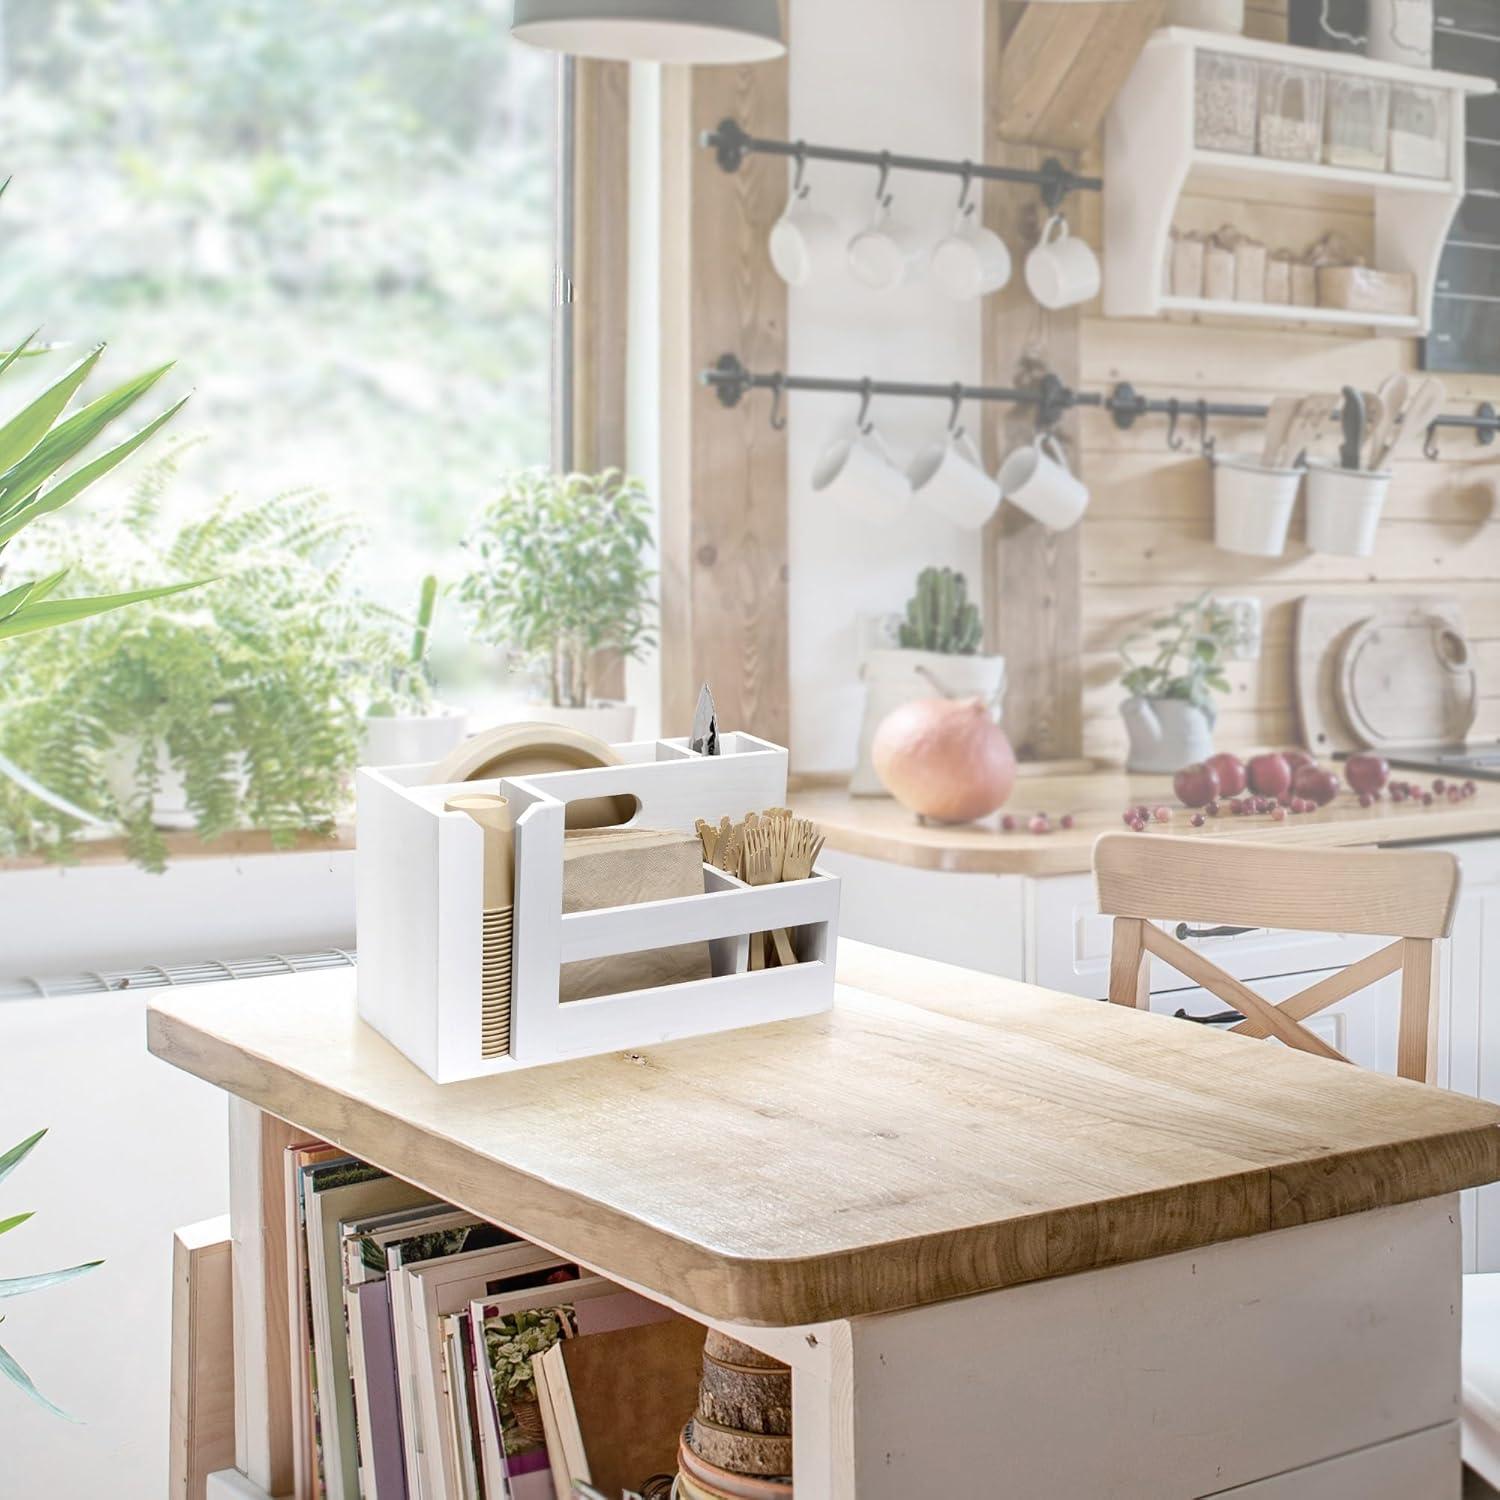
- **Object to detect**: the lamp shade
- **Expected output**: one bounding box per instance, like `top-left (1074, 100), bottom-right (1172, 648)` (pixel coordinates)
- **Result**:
top-left (511, 0), bottom-right (785, 63)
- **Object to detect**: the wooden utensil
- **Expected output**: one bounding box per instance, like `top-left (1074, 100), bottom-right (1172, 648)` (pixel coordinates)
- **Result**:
top-left (742, 825), bottom-right (794, 969)
top-left (1260, 396), bottom-right (1301, 468)
top-left (1272, 393), bottom-right (1338, 469)
top-left (1358, 392), bottom-right (1384, 471)
top-left (1387, 377), bottom-right (1447, 464)
top-left (1365, 372), bottom-right (1405, 468)
top-left (1339, 386), bottom-right (1365, 471)
top-left (696, 818), bottom-right (718, 863)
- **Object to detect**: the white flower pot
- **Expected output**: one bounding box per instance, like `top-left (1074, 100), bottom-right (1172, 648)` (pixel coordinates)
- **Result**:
top-left (852, 649), bottom-right (1007, 796)
top-left (1120, 696), bottom-right (1214, 774)
top-left (1304, 463), bottom-right (1391, 558)
top-left (101, 735), bottom-right (247, 831)
top-left (361, 706), bottom-right (468, 769)
top-left (1213, 456), bottom-right (1303, 558)
top-left (519, 701), bottom-right (637, 745)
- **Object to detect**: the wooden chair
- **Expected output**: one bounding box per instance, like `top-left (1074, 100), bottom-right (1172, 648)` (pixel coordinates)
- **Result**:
top-left (1093, 834), bottom-right (1460, 1084)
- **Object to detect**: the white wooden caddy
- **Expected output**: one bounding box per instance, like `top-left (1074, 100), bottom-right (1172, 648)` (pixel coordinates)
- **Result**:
top-left (356, 732), bottom-right (840, 1083)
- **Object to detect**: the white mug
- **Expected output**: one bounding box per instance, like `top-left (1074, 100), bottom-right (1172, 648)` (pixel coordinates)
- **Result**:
top-left (769, 185), bottom-right (842, 287)
top-left (1024, 214), bottom-right (1101, 311)
top-left (908, 427), bottom-right (1000, 529)
top-left (812, 424), bottom-right (911, 525)
top-left (847, 198), bottom-right (926, 293)
top-left (998, 433), bottom-right (1089, 530)
top-left (931, 207), bottom-right (1012, 300)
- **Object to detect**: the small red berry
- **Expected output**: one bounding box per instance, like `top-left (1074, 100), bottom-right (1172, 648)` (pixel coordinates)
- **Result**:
top-left (1001, 814), bottom-right (1016, 832)
top-left (1271, 805), bottom-right (1286, 822)
top-left (1059, 813), bottom-right (1075, 830)
top-left (1423, 792), bottom-right (1434, 806)
top-left (1466, 780), bottom-right (1478, 795)
top-left (1434, 778), bottom-right (1447, 793)
top-left (1358, 792), bottom-right (1373, 808)
top-left (1154, 805), bottom-right (1172, 823)
top-left (1028, 814), bottom-right (1050, 834)
top-left (1191, 813), bottom-right (1205, 827)
top-left (1206, 800), bottom-right (1220, 816)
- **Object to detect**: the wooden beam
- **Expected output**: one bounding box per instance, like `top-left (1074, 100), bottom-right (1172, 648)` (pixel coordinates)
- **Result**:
top-left (659, 10), bottom-right (790, 744)
top-left (571, 60), bottom-right (633, 703)
top-left (996, 0), bottom-right (1166, 150)
top-left (981, 1), bottom-right (1085, 761)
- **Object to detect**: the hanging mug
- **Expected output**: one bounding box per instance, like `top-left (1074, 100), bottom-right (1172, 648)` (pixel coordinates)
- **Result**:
top-left (1024, 215), bottom-right (1101, 311)
top-left (908, 425), bottom-right (1000, 529)
top-left (847, 196), bottom-right (927, 293)
top-left (998, 432), bottom-right (1089, 531)
top-left (812, 422), bottom-right (911, 525)
top-left (769, 183), bottom-right (842, 287)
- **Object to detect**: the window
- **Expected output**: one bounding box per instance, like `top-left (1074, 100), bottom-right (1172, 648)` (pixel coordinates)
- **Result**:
top-left (0, 0), bottom-right (562, 697)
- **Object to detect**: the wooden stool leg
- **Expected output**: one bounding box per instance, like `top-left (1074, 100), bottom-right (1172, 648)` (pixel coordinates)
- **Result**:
top-left (1109, 917), bottom-right (1151, 1009)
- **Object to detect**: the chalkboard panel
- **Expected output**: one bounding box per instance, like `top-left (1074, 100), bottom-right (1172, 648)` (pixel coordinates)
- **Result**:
top-left (1424, 1), bottom-right (1500, 373)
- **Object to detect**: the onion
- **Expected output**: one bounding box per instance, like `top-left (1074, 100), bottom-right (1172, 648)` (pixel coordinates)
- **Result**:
top-left (872, 696), bottom-right (1017, 823)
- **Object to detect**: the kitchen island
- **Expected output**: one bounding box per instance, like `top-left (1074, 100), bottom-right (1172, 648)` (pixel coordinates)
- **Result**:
top-left (151, 940), bottom-right (1500, 1499)
top-left (800, 776), bottom-right (1500, 1275)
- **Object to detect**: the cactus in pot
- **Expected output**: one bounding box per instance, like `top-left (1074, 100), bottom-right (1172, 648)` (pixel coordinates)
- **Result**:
top-left (898, 567), bottom-right (983, 655)
top-left (852, 566), bottom-right (1005, 797)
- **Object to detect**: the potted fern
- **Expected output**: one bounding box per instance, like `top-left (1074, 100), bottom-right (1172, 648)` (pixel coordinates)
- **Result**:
top-left (362, 574), bottom-right (467, 767)
top-left (851, 566), bottom-right (1006, 796)
top-left (1117, 592), bottom-right (1235, 773)
top-left (457, 468), bottom-right (654, 743)
top-left (1, 486), bottom-right (380, 870)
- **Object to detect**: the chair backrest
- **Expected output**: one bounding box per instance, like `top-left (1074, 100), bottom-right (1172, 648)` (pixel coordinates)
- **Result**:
top-left (1093, 834), bottom-right (1461, 1083)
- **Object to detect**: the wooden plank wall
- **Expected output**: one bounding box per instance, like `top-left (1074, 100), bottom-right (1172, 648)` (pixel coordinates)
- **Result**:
top-left (1075, 0), bottom-right (1500, 761)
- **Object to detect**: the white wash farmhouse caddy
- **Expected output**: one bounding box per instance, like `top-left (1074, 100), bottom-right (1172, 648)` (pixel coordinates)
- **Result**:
top-left (356, 732), bottom-right (840, 1083)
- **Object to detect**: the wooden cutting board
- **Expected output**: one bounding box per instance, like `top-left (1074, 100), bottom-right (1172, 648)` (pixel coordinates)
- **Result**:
top-left (1294, 595), bottom-right (1476, 753)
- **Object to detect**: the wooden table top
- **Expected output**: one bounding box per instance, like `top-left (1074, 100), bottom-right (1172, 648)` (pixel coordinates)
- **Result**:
top-left (147, 942), bottom-right (1500, 1327)
top-left (796, 772), bottom-right (1500, 877)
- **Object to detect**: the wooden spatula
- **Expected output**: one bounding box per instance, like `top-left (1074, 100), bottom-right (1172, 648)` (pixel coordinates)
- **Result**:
top-left (1260, 396), bottom-right (1301, 468)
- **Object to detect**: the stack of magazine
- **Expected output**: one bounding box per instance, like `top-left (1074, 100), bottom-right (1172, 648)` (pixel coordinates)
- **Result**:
top-left (286, 1141), bottom-right (707, 1500)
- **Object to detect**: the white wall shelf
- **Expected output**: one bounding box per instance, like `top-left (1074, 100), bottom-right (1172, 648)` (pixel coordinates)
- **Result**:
top-left (1104, 27), bottom-right (1496, 336)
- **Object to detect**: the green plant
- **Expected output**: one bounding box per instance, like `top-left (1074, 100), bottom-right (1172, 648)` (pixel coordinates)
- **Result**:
top-left (368, 573), bottom-right (439, 717)
top-left (0, 477), bottom-right (387, 869)
top-left (898, 567), bottom-right (983, 655)
top-left (458, 468), bottom-right (655, 708)
top-left (0, 1130), bottom-right (101, 1419)
top-left (1118, 592), bottom-right (1235, 723)
top-left (0, 334), bottom-right (200, 643)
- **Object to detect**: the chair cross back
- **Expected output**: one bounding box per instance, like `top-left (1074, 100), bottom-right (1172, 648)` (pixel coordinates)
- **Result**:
top-left (1093, 834), bottom-right (1461, 1083)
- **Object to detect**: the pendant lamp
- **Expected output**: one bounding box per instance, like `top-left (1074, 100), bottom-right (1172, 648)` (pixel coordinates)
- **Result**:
top-left (511, 0), bottom-right (785, 64)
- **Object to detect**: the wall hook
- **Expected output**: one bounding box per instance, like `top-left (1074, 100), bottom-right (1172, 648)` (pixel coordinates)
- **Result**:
top-left (957, 162), bottom-right (975, 217)
top-left (946, 383), bottom-right (965, 437)
top-left (791, 142), bottom-right (808, 196)
top-left (768, 374), bottom-right (787, 432)
top-left (856, 378), bottom-right (875, 434)
top-left (1165, 398), bottom-right (1184, 451)
top-left (874, 152), bottom-right (892, 206)
top-left (1196, 399), bottom-right (1215, 459)
top-left (1424, 423), bottom-right (1441, 461)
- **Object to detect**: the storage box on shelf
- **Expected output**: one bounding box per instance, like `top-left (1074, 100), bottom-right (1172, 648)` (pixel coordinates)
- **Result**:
top-left (356, 733), bottom-right (840, 1083)
top-left (1106, 27), bottom-right (1495, 334)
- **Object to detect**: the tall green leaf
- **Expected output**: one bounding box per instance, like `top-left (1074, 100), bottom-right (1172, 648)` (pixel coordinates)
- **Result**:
top-left (0, 1262), bottom-right (103, 1300)
top-left (0, 345), bottom-right (104, 474)
top-left (0, 569), bottom-right (68, 623)
top-left (0, 1335), bottom-right (78, 1422)
top-left (0, 1213), bottom-right (35, 1238)
top-left (0, 363), bottom-right (175, 522)
top-left (0, 1132), bottom-right (44, 1189)
top-left (0, 578), bottom-right (212, 642)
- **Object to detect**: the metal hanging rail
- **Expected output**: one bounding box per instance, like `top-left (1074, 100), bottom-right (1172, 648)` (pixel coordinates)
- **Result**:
top-left (702, 119), bottom-right (1102, 209)
top-left (702, 356), bottom-right (1500, 458)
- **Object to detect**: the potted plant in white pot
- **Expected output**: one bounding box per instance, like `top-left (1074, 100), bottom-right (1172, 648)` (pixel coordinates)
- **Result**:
top-left (457, 467), bottom-right (655, 743)
top-left (851, 566), bottom-right (1006, 796)
top-left (362, 573), bottom-right (466, 767)
top-left (1117, 592), bottom-right (1235, 773)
